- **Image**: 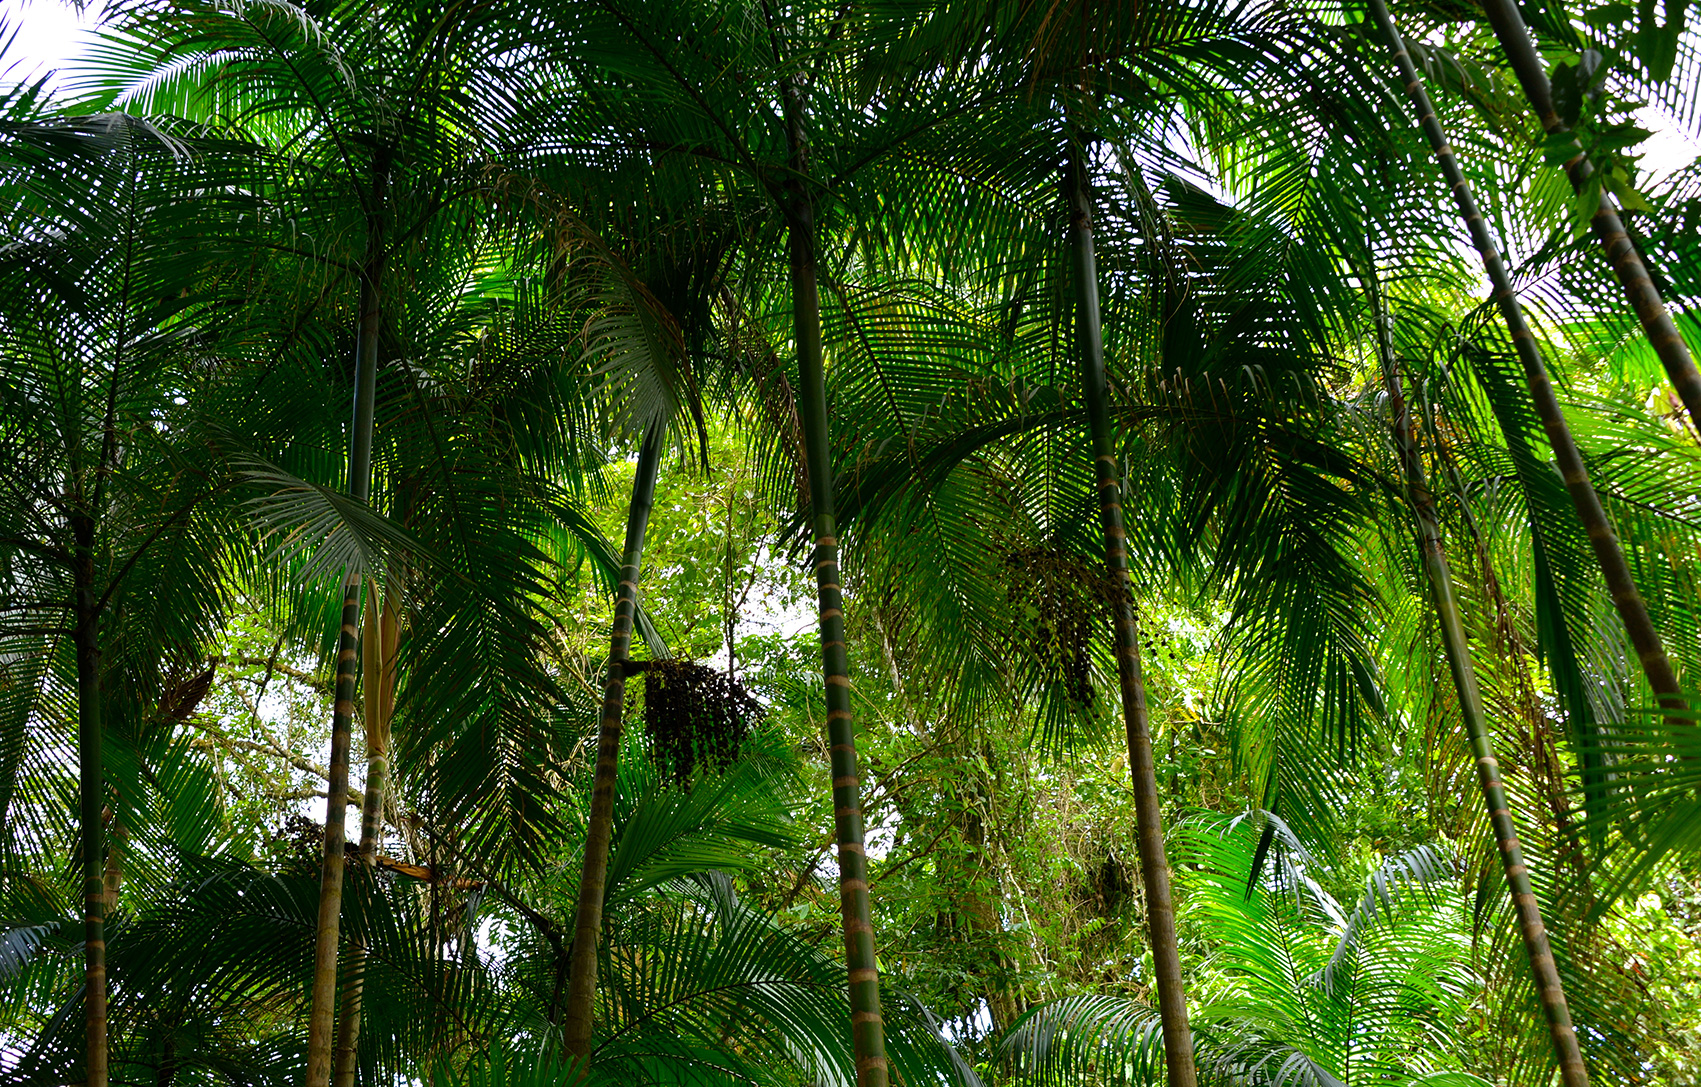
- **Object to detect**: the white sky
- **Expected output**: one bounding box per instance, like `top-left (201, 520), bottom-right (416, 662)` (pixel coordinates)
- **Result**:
top-left (2, 0), bottom-right (104, 93)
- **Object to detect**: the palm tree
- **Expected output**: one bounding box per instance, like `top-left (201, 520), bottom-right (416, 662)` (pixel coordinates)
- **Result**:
top-left (1367, 270), bottom-right (1588, 1086)
top-left (75, 5), bottom-right (397, 1075)
top-left (1063, 138), bottom-right (1195, 1086)
top-left (75, 5), bottom-right (594, 1078)
top-left (0, 103), bottom-right (258, 1085)
top-left (780, 64), bottom-right (893, 1084)
top-left (1476, 0), bottom-right (1701, 441)
top-left (1364, 0), bottom-right (1685, 720)
top-left (562, 420), bottom-right (664, 1060)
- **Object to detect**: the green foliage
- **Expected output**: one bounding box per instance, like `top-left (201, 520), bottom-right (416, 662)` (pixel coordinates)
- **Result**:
top-left (3, 0), bottom-right (1701, 1082)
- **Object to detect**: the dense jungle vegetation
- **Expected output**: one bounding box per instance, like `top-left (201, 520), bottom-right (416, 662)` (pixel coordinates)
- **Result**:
top-left (3, 0), bottom-right (1701, 1084)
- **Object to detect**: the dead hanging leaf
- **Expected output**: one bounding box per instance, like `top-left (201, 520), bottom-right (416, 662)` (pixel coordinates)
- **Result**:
top-left (159, 665), bottom-right (216, 722)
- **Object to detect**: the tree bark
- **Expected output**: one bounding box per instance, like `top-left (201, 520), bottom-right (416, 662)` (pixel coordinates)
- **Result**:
top-left (1371, 279), bottom-right (1591, 1087)
top-left (305, 170), bottom-right (386, 1087)
top-left (1477, 0), bottom-right (1701, 441)
top-left (1367, 0), bottom-right (1684, 711)
top-left (1063, 143), bottom-right (1197, 1087)
top-left (331, 580), bottom-right (400, 1087)
top-left (73, 513), bottom-right (108, 1087)
top-left (783, 77), bottom-right (891, 1087)
top-left (561, 422), bottom-right (664, 1061)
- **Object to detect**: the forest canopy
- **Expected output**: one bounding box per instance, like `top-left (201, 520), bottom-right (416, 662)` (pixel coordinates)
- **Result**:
top-left (2, 0), bottom-right (1700, 1085)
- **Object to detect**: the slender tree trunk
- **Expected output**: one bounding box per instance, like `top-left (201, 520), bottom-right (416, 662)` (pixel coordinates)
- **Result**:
top-left (1371, 281), bottom-right (1591, 1087)
top-left (1063, 144), bottom-right (1197, 1087)
top-left (331, 581), bottom-right (399, 1087)
top-left (783, 79), bottom-right (890, 1087)
top-left (1367, 0), bottom-right (1685, 711)
top-left (305, 182), bottom-right (386, 1087)
top-left (73, 513), bottom-right (108, 1087)
top-left (561, 422), bottom-right (664, 1061)
top-left (1476, 0), bottom-right (1701, 440)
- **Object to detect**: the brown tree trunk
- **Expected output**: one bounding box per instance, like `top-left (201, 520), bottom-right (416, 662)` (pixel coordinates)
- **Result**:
top-left (1064, 143), bottom-right (1197, 1087)
top-left (1478, 0), bottom-right (1701, 442)
top-left (1371, 277), bottom-right (1591, 1087)
top-left (782, 75), bottom-right (891, 1087)
top-left (561, 423), bottom-right (664, 1062)
top-left (1366, 0), bottom-right (1684, 713)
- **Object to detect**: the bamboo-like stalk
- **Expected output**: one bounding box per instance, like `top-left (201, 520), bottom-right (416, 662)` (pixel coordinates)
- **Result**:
top-left (73, 513), bottom-right (107, 1087)
top-left (305, 177), bottom-right (386, 1087)
top-left (331, 580), bottom-right (400, 1087)
top-left (1366, 0), bottom-right (1684, 710)
top-left (1063, 144), bottom-right (1197, 1087)
top-left (561, 422), bottom-right (664, 1060)
top-left (1371, 277), bottom-right (1590, 1087)
top-left (1478, 0), bottom-right (1701, 440)
top-left (783, 77), bottom-right (890, 1087)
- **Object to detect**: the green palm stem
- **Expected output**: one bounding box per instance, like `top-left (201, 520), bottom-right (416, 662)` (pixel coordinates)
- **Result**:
top-left (305, 183), bottom-right (386, 1087)
top-left (331, 581), bottom-right (400, 1087)
top-left (72, 512), bottom-right (107, 1087)
top-left (1063, 144), bottom-right (1197, 1087)
top-left (783, 78), bottom-right (890, 1087)
top-left (1478, 0), bottom-right (1701, 441)
top-left (561, 420), bottom-right (664, 1061)
top-left (1367, 0), bottom-right (1685, 711)
top-left (1371, 280), bottom-right (1590, 1087)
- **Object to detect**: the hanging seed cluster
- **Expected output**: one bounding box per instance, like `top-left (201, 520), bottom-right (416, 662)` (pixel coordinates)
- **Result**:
top-left (642, 659), bottom-right (764, 786)
top-left (267, 814), bottom-right (325, 877)
top-left (1140, 627), bottom-right (1182, 664)
top-left (1002, 547), bottom-right (1126, 706)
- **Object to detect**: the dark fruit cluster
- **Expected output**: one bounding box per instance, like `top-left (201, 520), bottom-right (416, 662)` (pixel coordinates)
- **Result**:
top-left (1002, 546), bottom-right (1124, 706)
top-left (265, 813), bottom-right (324, 877)
top-left (1140, 628), bottom-right (1182, 663)
top-left (642, 660), bottom-right (764, 786)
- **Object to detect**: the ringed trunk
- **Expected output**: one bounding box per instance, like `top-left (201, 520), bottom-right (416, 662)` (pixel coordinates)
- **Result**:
top-left (331, 580), bottom-right (400, 1087)
top-left (1063, 144), bottom-right (1197, 1087)
top-left (561, 422), bottom-right (664, 1060)
top-left (1478, 0), bottom-right (1701, 441)
top-left (305, 189), bottom-right (386, 1087)
top-left (1371, 280), bottom-right (1591, 1087)
top-left (783, 78), bottom-right (890, 1087)
top-left (1366, 0), bottom-right (1684, 712)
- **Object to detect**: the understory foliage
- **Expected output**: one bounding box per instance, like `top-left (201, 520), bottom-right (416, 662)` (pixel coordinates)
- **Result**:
top-left (2, 0), bottom-right (1701, 1084)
